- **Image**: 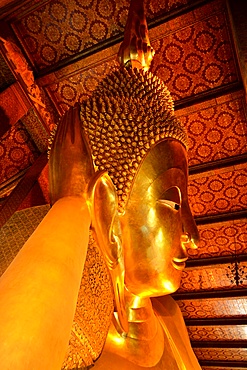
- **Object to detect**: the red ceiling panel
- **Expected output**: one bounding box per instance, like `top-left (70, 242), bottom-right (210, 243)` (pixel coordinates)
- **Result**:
top-left (187, 220), bottom-right (247, 259)
top-left (188, 166), bottom-right (247, 217)
top-left (44, 57), bottom-right (118, 114)
top-left (187, 325), bottom-right (247, 341)
top-left (194, 347), bottom-right (247, 361)
top-left (176, 91), bottom-right (247, 166)
top-left (179, 263), bottom-right (247, 292)
top-left (151, 1), bottom-right (238, 101)
top-left (178, 297), bottom-right (247, 319)
top-left (11, 0), bottom-right (197, 72)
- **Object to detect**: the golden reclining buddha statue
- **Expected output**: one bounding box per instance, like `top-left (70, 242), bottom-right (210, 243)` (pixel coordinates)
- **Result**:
top-left (0, 0), bottom-right (201, 369)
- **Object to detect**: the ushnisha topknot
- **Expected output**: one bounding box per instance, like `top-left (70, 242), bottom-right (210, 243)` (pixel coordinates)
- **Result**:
top-left (80, 67), bottom-right (188, 213)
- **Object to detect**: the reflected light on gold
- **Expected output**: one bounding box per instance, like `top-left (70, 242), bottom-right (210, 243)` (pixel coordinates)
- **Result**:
top-left (147, 207), bottom-right (156, 228)
top-left (162, 280), bottom-right (175, 292)
top-left (154, 228), bottom-right (165, 250)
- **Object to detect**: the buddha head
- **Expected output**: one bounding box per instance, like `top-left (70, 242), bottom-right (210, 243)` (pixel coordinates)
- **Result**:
top-left (81, 67), bottom-right (199, 301)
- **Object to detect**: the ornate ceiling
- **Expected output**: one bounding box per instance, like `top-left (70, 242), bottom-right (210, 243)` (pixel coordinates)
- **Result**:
top-left (0, 0), bottom-right (247, 368)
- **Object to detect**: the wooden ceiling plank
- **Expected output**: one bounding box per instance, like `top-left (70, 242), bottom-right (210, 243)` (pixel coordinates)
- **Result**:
top-left (199, 360), bottom-right (247, 368)
top-left (185, 317), bottom-right (247, 326)
top-left (195, 210), bottom-right (247, 225)
top-left (186, 254), bottom-right (247, 268)
top-left (189, 154), bottom-right (247, 176)
top-left (175, 81), bottom-right (243, 110)
top-left (173, 288), bottom-right (247, 300)
top-left (192, 340), bottom-right (247, 348)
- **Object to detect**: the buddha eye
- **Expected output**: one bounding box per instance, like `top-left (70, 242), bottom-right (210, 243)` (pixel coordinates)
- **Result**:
top-left (157, 186), bottom-right (181, 211)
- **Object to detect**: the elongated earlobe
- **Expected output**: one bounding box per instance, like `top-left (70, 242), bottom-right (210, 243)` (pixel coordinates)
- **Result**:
top-left (87, 171), bottom-right (128, 334)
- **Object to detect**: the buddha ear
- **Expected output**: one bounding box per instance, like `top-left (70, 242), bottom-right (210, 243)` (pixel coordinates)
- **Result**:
top-left (87, 171), bottom-right (128, 334)
top-left (87, 171), bottom-right (120, 267)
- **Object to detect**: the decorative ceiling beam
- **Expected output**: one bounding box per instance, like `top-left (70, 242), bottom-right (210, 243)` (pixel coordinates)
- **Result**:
top-left (199, 360), bottom-right (247, 368)
top-left (189, 153), bottom-right (247, 175)
top-left (0, 152), bottom-right (48, 228)
top-left (185, 317), bottom-right (247, 326)
top-left (172, 288), bottom-right (247, 300)
top-left (191, 340), bottom-right (247, 348)
top-left (186, 254), bottom-right (247, 268)
top-left (194, 210), bottom-right (247, 226)
top-left (175, 81), bottom-right (243, 110)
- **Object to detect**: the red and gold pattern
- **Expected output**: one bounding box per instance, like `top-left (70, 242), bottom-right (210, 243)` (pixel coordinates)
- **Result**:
top-left (0, 0), bottom-right (247, 366)
top-left (188, 166), bottom-right (247, 217)
top-left (176, 91), bottom-right (247, 165)
top-left (187, 325), bottom-right (247, 342)
top-left (12, 0), bottom-right (198, 72)
top-left (179, 263), bottom-right (247, 292)
top-left (151, 0), bottom-right (238, 100)
top-left (178, 297), bottom-right (247, 319)
top-left (45, 57), bottom-right (118, 114)
top-left (0, 83), bottom-right (28, 130)
top-left (188, 220), bottom-right (247, 259)
top-left (194, 347), bottom-right (247, 361)
top-left (36, 0), bottom-right (238, 113)
top-left (0, 121), bottom-right (40, 185)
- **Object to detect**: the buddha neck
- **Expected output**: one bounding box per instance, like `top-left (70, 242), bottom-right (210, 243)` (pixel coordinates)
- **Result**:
top-left (124, 288), bottom-right (159, 341)
top-left (105, 289), bottom-right (165, 367)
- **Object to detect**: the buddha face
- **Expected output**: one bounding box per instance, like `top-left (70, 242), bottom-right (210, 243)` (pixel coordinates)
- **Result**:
top-left (119, 139), bottom-right (199, 298)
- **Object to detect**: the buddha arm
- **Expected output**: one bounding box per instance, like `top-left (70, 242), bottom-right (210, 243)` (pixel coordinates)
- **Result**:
top-left (0, 196), bottom-right (90, 369)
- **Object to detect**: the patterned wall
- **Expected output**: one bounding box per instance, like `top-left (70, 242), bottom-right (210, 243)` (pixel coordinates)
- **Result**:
top-left (0, 53), bottom-right (16, 92)
top-left (178, 297), bottom-right (247, 319)
top-left (0, 205), bottom-right (50, 275)
top-left (0, 121), bottom-right (40, 184)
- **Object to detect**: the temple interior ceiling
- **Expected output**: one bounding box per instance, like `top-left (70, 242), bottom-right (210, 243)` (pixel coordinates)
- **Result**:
top-left (0, 0), bottom-right (247, 368)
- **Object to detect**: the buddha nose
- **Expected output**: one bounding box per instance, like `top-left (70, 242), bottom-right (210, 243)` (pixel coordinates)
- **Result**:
top-left (182, 202), bottom-right (200, 249)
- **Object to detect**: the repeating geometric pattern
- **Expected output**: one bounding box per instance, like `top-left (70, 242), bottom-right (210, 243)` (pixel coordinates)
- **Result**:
top-left (176, 92), bottom-right (247, 166)
top-left (20, 108), bottom-right (49, 152)
top-left (46, 58), bottom-right (118, 113)
top-left (178, 297), bottom-right (247, 319)
top-left (194, 347), bottom-right (247, 361)
top-left (179, 263), bottom-right (247, 292)
top-left (187, 220), bottom-right (247, 259)
top-left (0, 53), bottom-right (16, 92)
top-left (0, 121), bottom-right (40, 184)
top-left (0, 205), bottom-right (50, 276)
top-left (0, 84), bottom-right (27, 130)
top-left (12, 0), bottom-right (197, 71)
top-left (188, 166), bottom-right (247, 217)
top-left (151, 4), bottom-right (238, 101)
top-left (187, 325), bottom-right (247, 341)
top-left (62, 232), bottom-right (113, 368)
top-left (40, 0), bottom-right (238, 112)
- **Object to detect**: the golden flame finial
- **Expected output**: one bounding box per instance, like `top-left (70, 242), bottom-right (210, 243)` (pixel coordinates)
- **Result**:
top-left (118, 0), bottom-right (154, 71)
